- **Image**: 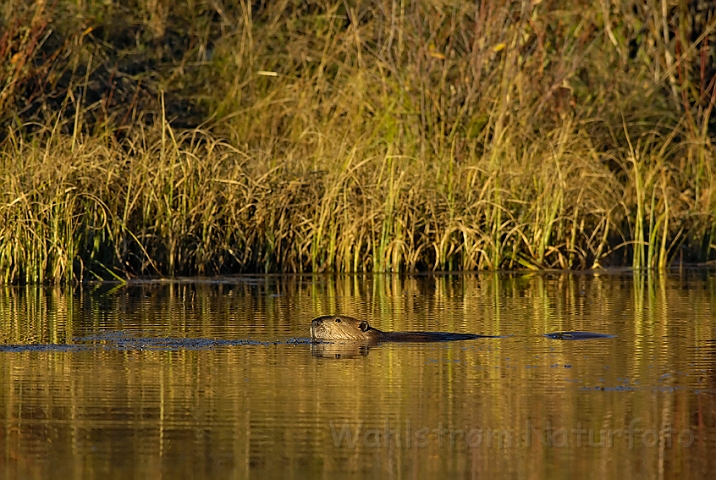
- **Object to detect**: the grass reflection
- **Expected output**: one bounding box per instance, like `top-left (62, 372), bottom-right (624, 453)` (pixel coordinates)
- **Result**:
top-left (1, 273), bottom-right (716, 478)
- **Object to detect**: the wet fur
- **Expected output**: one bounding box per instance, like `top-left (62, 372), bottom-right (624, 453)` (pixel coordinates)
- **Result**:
top-left (311, 315), bottom-right (485, 343)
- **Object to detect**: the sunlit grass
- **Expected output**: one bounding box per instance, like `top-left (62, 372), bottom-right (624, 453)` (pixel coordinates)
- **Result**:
top-left (1, 0), bottom-right (715, 282)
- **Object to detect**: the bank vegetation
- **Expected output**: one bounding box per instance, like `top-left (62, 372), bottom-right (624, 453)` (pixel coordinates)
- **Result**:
top-left (1, 0), bottom-right (715, 282)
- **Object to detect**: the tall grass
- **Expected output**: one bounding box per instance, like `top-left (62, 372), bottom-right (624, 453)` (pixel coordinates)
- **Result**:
top-left (1, 0), bottom-right (716, 283)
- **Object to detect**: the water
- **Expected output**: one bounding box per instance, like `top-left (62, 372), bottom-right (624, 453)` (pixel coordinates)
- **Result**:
top-left (1, 272), bottom-right (716, 479)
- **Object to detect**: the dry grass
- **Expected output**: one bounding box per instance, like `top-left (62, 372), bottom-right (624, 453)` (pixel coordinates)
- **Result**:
top-left (1, 0), bottom-right (716, 283)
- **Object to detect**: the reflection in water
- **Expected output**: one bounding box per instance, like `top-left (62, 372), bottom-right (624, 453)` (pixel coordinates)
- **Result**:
top-left (1, 272), bottom-right (716, 479)
top-left (311, 342), bottom-right (370, 359)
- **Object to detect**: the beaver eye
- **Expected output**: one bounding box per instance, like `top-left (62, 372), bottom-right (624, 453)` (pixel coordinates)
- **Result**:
top-left (335, 318), bottom-right (341, 323)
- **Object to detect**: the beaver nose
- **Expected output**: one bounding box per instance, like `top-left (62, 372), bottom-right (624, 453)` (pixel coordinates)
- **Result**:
top-left (310, 318), bottom-right (321, 339)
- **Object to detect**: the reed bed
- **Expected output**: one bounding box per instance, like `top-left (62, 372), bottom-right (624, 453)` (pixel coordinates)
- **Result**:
top-left (1, 0), bottom-right (715, 283)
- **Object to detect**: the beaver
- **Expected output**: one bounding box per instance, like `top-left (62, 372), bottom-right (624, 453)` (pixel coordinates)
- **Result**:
top-left (310, 315), bottom-right (615, 344)
top-left (310, 315), bottom-right (490, 344)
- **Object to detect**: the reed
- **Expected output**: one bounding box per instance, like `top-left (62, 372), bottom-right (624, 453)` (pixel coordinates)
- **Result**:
top-left (1, 0), bottom-right (715, 283)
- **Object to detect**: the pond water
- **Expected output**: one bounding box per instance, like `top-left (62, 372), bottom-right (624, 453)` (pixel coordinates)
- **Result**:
top-left (1, 272), bottom-right (716, 479)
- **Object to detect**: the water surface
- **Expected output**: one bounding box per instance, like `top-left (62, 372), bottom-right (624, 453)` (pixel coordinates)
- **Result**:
top-left (1, 272), bottom-right (716, 479)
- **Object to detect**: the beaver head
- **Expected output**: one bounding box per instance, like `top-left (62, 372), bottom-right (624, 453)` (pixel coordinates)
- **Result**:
top-left (310, 315), bottom-right (382, 342)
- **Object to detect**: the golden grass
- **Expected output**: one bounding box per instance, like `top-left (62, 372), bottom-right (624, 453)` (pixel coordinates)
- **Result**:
top-left (1, 0), bottom-right (716, 282)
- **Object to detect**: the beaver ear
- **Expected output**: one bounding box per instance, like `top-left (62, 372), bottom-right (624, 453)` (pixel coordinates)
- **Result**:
top-left (359, 321), bottom-right (370, 332)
